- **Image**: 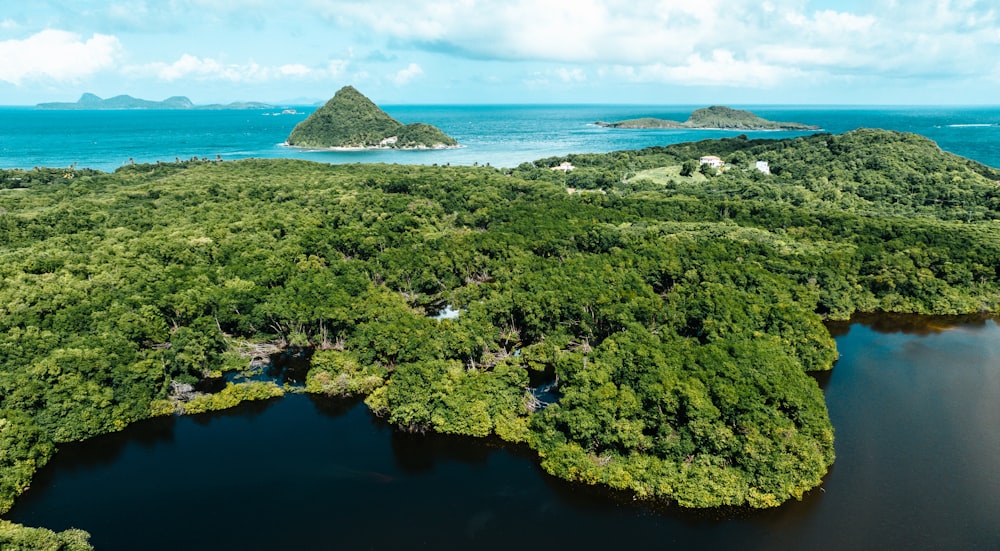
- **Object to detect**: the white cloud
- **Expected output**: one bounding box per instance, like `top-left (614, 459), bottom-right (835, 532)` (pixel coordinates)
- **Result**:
top-left (812, 10), bottom-right (876, 34)
top-left (0, 30), bottom-right (121, 85)
top-left (315, 0), bottom-right (711, 65)
top-left (306, 0), bottom-right (1000, 88)
top-left (754, 45), bottom-right (857, 69)
top-left (391, 63), bottom-right (424, 85)
top-left (617, 50), bottom-right (792, 88)
top-left (279, 64), bottom-right (312, 77)
top-left (327, 59), bottom-right (349, 76)
top-left (153, 54), bottom-right (263, 81)
top-left (7, 0), bottom-right (999, 96)
top-left (130, 54), bottom-right (345, 82)
top-left (555, 68), bottom-right (586, 82)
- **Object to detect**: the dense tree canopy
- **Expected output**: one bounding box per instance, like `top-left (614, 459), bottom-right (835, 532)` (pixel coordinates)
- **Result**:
top-left (2, 129), bottom-right (999, 540)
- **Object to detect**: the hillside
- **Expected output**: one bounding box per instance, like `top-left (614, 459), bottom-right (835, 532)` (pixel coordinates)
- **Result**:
top-left (285, 86), bottom-right (457, 149)
top-left (597, 106), bottom-right (820, 130)
top-left (36, 93), bottom-right (272, 110)
top-left (2, 129), bottom-right (999, 543)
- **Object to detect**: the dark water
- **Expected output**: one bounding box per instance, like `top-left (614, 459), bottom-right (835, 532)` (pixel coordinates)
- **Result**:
top-left (2, 105), bottom-right (1000, 171)
top-left (9, 318), bottom-right (1000, 549)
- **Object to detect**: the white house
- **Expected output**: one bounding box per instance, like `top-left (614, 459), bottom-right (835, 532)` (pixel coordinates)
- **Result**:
top-left (551, 161), bottom-right (576, 172)
top-left (699, 155), bottom-right (724, 169)
top-left (755, 160), bottom-right (771, 175)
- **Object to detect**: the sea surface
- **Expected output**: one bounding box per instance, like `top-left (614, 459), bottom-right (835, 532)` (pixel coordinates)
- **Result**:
top-left (1, 104), bottom-right (1000, 171)
top-left (9, 317), bottom-right (1000, 549)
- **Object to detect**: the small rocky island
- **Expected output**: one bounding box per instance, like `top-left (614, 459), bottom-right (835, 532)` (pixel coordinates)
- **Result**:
top-left (286, 86), bottom-right (457, 149)
top-left (37, 93), bottom-right (272, 110)
top-left (596, 106), bottom-right (820, 130)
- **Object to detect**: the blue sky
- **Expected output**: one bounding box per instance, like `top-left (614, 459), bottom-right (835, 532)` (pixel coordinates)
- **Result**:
top-left (1, 0), bottom-right (998, 105)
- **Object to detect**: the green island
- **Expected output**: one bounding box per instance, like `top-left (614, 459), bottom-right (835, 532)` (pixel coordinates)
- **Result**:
top-left (36, 93), bottom-right (273, 111)
top-left (3, 129), bottom-right (1000, 548)
top-left (285, 86), bottom-right (458, 149)
top-left (597, 106), bottom-right (820, 130)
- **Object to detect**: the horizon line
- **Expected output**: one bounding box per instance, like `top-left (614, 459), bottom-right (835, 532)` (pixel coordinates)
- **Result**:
top-left (4, 102), bottom-right (1000, 108)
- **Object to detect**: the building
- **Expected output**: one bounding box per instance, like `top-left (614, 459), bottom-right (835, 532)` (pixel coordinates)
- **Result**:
top-left (699, 155), bottom-right (724, 169)
top-left (551, 161), bottom-right (576, 172)
top-left (755, 160), bottom-right (771, 175)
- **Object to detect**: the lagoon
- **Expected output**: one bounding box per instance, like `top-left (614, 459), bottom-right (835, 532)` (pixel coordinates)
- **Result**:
top-left (10, 316), bottom-right (1000, 549)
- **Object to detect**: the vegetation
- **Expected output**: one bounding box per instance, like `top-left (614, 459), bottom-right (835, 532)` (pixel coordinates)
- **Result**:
top-left (597, 106), bottom-right (820, 130)
top-left (286, 86), bottom-right (457, 148)
top-left (174, 381), bottom-right (284, 415)
top-left (2, 129), bottom-right (999, 536)
top-left (394, 123), bottom-right (459, 149)
top-left (0, 520), bottom-right (92, 550)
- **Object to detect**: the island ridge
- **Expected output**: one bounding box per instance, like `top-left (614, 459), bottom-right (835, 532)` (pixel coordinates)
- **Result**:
top-left (36, 93), bottom-right (273, 110)
top-left (597, 106), bottom-right (820, 130)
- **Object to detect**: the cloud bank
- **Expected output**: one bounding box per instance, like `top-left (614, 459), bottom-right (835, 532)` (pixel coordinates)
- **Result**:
top-left (3, 0), bottom-right (998, 103)
top-left (391, 63), bottom-right (424, 86)
top-left (128, 54), bottom-right (349, 83)
top-left (0, 30), bottom-right (121, 84)
top-left (310, 0), bottom-right (1000, 88)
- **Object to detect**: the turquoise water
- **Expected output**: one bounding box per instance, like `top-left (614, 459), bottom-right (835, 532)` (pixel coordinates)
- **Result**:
top-left (2, 105), bottom-right (999, 171)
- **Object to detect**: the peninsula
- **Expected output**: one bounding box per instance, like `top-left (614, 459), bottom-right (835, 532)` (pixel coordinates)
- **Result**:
top-left (285, 86), bottom-right (457, 149)
top-left (596, 106), bottom-right (820, 130)
top-left (36, 93), bottom-right (273, 110)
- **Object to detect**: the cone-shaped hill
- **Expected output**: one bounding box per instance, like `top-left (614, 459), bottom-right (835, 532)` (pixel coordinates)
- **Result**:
top-left (286, 86), bottom-right (457, 149)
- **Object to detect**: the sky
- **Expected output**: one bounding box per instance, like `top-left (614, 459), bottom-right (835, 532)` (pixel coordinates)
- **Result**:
top-left (0, 0), bottom-right (998, 105)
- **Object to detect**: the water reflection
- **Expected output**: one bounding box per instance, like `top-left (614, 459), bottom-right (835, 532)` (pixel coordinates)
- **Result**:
top-left (825, 312), bottom-right (993, 337)
top-left (188, 395), bottom-right (279, 426)
top-left (8, 316), bottom-right (1000, 550)
top-left (41, 417), bottom-right (177, 475)
top-left (809, 368), bottom-right (834, 391)
top-left (390, 430), bottom-right (493, 474)
top-left (306, 393), bottom-right (365, 418)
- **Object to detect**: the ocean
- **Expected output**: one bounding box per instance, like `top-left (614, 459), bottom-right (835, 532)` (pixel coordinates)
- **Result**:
top-left (1, 104), bottom-right (999, 172)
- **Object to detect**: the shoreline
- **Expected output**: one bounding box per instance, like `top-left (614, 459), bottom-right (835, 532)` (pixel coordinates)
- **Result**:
top-left (281, 141), bottom-right (464, 152)
top-left (594, 122), bottom-right (822, 132)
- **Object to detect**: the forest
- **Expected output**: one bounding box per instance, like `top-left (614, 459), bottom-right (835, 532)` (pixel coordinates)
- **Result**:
top-left (2, 128), bottom-right (999, 547)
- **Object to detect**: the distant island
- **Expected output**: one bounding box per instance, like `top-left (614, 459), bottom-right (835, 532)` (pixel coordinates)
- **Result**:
top-left (37, 93), bottom-right (273, 110)
top-left (285, 86), bottom-right (457, 150)
top-left (596, 106), bottom-right (820, 130)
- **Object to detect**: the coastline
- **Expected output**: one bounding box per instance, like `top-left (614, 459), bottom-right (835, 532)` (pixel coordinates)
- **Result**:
top-left (281, 141), bottom-right (464, 152)
top-left (591, 123), bottom-right (824, 132)
top-left (4, 105), bottom-right (999, 172)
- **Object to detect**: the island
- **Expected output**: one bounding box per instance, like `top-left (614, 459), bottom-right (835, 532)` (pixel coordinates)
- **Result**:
top-left (36, 93), bottom-right (273, 110)
top-left (285, 86), bottom-right (457, 149)
top-left (596, 105), bottom-right (820, 130)
top-left (3, 129), bottom-right (1000, 547)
